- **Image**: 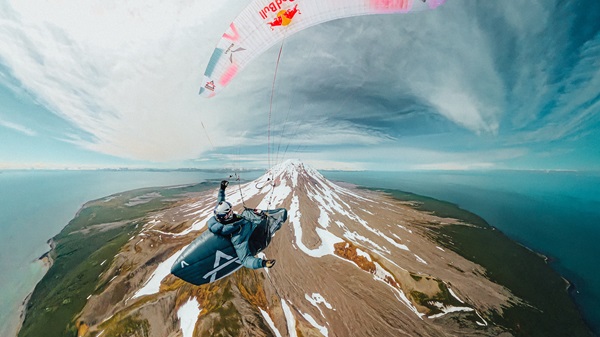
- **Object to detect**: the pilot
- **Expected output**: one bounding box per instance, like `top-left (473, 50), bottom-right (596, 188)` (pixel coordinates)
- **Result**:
top-left (207, 180), bottom-right (276, 269)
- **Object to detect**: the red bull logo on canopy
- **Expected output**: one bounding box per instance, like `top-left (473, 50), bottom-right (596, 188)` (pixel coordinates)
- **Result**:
top-left (266, 4), bottom-right (300, 29)
top-left (259, 0), bottom-right (296, 20)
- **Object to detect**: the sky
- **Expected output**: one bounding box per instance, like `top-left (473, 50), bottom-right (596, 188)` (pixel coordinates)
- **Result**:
top-left (0, 0), bottom-right (599, 171)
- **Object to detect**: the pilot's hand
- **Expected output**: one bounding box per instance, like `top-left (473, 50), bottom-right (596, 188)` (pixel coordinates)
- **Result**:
top-left (220, 180), bottom-right (229, 190)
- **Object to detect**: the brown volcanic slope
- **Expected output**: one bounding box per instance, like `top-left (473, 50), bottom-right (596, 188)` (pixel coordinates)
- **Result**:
top-left (77, 160), bottom-right (517, 337)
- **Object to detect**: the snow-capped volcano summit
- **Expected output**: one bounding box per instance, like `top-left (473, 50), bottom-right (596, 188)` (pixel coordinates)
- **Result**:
top-left (74, 160), bottom-right (518, 336)
top-left (263, 159), bottom-right (325, 187)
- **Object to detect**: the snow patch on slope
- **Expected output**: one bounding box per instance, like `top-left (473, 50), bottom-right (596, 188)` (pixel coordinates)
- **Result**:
top-left (177, 298), bottom-right (200, 337)
top-left (373, 262), bottom-right (424, 318)
top-left (305, 292), bottom-right (335, 321)
top-left (260, 309), bottom-right (283, 337)
top-left (290, 194), bottom-right (343, 257)
top-left (306, 293), bottom-right (334, 311)
top-left (301, 311), bottom-right (329, 337)
top-left (282, 299), bottom-right (297, 337)
top-left (133, 245), bottom-right (188, 299)
top-left (427, 304), bottom-right (474, 319)
top-left (318, 206), bottom-right (330, 228)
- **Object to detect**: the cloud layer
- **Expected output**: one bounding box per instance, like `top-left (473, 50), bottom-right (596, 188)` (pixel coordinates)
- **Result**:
top-left (0, 0), bottom-right (599, 169)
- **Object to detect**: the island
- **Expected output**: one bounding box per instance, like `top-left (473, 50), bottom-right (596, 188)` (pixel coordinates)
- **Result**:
top-left (17, 166), bottom-right (593, 337)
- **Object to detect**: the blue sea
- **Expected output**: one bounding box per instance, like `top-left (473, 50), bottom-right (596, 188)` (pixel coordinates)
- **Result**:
top-left (0, 169), bottom-right (598, 336)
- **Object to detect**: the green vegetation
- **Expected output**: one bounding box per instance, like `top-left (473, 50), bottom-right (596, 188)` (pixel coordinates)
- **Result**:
top-left (99, 314), bottom-right (150, 337)
top-left (409, 273), bottom-right (423, 281)
top-left (213, 301), bottom-right (243, 334)
top-left (380, 188), bottom-right (594, 337)
top-left (18, 182), bottom-right (215, 337)
top-left (410, 280), bottom-right (465, 316)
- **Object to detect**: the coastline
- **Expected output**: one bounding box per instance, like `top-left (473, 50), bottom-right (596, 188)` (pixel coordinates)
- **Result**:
top-left (0, 171), bottom-right (240, 337)
top-left (16, 182), bottom-right (215, 337)
top-left (473, 217), bottom-right (592, 333)
top-left (15, 293), bottom-right (31, 337)
top-left (39, 238), bottom-right (56, 269)
top-left (15, 238), bottom-right (56, 337)
top-left (364, 186), bottom-right (594, 336)
top-left (15, 181), bottom-right (595, 337)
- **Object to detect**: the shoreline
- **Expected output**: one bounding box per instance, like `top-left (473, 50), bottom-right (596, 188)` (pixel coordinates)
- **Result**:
top-left (15, 238), bottom-right (56, 337)
top-left (16, 182), bottom-right (215, 337)
top-left (15, 293), bottom-right (32, 337)
top-left (486, 221), bottom-right (593, 334)
top-left (15, 180), bottom-right (596, 337)
top-left (39, 238), bottom-right (56, 268)
top-left (1, 173), bottom-right (228, 337)
top-left (363, 185), bottom-right (595, 336)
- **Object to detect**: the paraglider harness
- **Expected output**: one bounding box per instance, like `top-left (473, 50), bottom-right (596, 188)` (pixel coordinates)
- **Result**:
top-left (222, 175), bottom-right (293, 311)
top-left (245, 207), bottom-right (273, 254)
top-left (214, 209), bottom-right (274, 254)
top-left (224, 174), bottom-right (279, 254)
top-left (217, 214), bottom-right (243, 237)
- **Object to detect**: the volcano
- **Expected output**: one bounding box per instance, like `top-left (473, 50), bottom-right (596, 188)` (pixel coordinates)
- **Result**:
top-left (76, 159), bottom-right (517, 337)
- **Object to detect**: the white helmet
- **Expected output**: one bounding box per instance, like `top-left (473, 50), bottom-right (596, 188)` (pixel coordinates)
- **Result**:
top-left (214, 201), bottom-right (233, 222)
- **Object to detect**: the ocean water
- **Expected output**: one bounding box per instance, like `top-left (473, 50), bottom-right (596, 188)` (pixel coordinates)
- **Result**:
top-left (0, 169), bottom-right (261, 337)
top-left (323, 170), bottom-right (600, 334)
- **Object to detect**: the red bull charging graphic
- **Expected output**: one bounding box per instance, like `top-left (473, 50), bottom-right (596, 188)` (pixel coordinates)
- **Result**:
top-left (259, 0), bottom-right (296, 19)
top-left (266, 4), bottom-right (301, 29)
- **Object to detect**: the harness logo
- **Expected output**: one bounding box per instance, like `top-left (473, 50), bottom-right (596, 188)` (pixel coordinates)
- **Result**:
top-left (202, 250), bottom-right (242, 283)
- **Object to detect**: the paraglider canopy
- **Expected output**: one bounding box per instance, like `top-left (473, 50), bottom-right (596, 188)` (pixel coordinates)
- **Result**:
top-left (199, 0), bottom-right (447, 97)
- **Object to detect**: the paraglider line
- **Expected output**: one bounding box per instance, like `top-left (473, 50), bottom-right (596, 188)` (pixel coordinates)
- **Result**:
top-left (268, 39), bottom-right (285, 169)
top-left (201, 121), bottom-right (215, 149)
top-left (230, 172), bottom-right (247, 209)
top-left (274, 38), bottom-right (317, 165)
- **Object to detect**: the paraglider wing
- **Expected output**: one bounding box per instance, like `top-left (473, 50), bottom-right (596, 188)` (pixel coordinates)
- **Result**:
top-left (199, 0), bottom-right (447, 97)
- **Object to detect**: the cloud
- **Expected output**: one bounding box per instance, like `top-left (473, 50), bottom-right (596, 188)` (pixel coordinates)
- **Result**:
top-left (1, 0), bottom-right (503, 163)
top-left (0, 0), bottom-right (241, 161)
top-left (267, 4), bottom-right (505, 135)
top-left (253, 144), bottom-right (529, 171)
top-left (483, 0), bottom-right (600, 144)
top-left (0, 118), bottom-right (36, 136)
top-left (0, 0), bottom-right (598, 170)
